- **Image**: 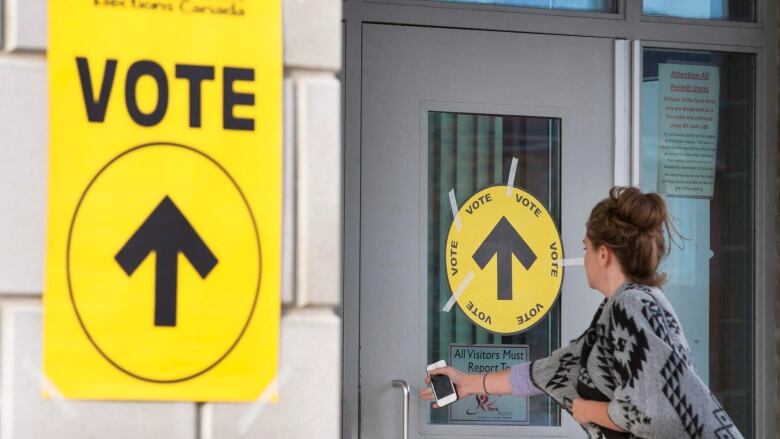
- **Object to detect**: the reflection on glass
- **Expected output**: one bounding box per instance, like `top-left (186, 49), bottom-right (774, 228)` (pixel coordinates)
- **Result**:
top-left (643, 0), bottom-right (754, 21)
top-left (640, 48), bottom-right (754, 436)
top-left (427, 111), bottom-right (560, 426)
top-left (429, 0), bottom-right (615, 13)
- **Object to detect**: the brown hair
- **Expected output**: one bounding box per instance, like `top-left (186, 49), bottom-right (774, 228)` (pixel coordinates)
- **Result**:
top-left (586, 186), bottom-right (675, 287)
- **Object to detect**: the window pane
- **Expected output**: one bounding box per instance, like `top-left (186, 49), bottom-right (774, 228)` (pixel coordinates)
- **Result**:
top-left (427, 111), bottom-right (561, 426)
top-left (640, 48), bottom-right (755, 436)
top-left (643, 0), bottom-right (754, 21)
top-left (429, 0), bottom-right (616, 13)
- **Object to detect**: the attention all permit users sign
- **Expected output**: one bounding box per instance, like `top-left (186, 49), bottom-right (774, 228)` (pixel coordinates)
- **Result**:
top-left (43, 0), bottom-right (281, 401)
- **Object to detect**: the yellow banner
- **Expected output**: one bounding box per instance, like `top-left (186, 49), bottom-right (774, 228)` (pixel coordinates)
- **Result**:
top-left (44, 0), bottom-right (281, 401)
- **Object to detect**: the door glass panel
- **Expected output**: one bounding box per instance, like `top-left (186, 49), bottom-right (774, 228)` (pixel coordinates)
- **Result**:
top-left (640, 48), bottom-right (755, 436)
top-left (643, 0), bottom-right (754, 21)
top-left (426, 111), bottom-right (561, 426)
top-left (427, 0), bottom-right (615, 13)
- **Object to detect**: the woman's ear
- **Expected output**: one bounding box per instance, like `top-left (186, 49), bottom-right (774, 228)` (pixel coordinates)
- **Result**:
top-left (598, 245), bottom-right (610, 267)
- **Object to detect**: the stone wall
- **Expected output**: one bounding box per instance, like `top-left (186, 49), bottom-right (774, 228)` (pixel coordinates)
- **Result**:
top-left (0, 0), bottom-right (342, 437)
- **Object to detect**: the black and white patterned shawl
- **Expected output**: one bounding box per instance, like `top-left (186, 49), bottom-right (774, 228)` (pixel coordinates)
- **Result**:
top-left (530, 283), bottom-right (743, 439)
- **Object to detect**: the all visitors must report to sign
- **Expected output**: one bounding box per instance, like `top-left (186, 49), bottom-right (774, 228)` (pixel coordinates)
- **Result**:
top-left (657, 63), bottom-right (720, 198)
top-left (43, 0), bottom-right (281, 401)
top-left (449, 345), bottom-right (530, 424)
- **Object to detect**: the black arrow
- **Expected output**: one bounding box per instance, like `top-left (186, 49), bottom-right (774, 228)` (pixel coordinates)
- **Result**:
top-left (472, 216), bottom-right (537, 301)
top-left (115, 196), bottom-right (218, 327)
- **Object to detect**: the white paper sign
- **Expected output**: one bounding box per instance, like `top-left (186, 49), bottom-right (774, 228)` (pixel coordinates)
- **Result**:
top-left (449, 344), bottom-right (529, 424)
top-left (657, 63), bottom-right (720, 198)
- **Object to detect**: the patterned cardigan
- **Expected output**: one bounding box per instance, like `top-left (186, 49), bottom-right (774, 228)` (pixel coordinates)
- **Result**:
top-left (529, 283), bottom-right (743, 439)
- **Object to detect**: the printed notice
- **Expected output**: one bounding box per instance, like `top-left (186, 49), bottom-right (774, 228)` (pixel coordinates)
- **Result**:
top-left (449, 345), bottom-right (529, 424)
top-left (657, 63), bottom-right (720, 198)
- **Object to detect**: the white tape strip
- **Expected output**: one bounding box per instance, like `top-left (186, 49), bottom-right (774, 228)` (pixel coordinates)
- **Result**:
top-left (506, 157), bottom-right (518, 196)
top-left (443, 271), bottom-right (474, 312)
top-left (561, 258), bottom-right (584, 267)
top-left (448, 189), bottom-right (461, 231)
top-left (237, 368), bottom-right (293, 435)
top-left (39, 371), bottom-right (78, 420)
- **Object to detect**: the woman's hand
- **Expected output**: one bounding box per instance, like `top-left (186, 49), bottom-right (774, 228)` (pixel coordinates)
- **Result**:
top-left (572, 398), bottom-right (595, 424)
top-left (418, 367), bottom-right (480, 408)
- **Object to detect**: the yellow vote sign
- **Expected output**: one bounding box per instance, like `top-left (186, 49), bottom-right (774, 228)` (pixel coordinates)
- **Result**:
top-left (446, 186), bottom-right (562, 334)
top-left (43, 1), bottom-right (280, 401)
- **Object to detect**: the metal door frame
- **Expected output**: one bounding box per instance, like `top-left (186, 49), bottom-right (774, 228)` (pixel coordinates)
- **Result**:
top-left (343, 1), bottom-right (777, 438)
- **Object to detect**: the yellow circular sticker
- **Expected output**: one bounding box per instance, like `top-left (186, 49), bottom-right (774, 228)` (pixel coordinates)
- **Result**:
top-left (446, 185), bottom-right (562, 334)
top-left (67, 143), bottom-right (261, 383)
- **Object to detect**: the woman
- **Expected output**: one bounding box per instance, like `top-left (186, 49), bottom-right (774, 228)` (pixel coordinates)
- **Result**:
top-left (420, 187), bottom-right (743, 439)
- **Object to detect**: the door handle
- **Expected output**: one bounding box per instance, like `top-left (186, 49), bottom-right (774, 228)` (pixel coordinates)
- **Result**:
top-left (391, 379), bottom-right (410, 439)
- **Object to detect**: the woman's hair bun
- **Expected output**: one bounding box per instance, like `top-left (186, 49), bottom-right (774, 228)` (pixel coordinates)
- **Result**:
top-left (587, 186), bottom-right (677, 287)
top-left (610, 186), bottom-right (668, 232)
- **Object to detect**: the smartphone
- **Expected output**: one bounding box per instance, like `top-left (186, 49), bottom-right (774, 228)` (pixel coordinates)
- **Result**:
top-left (426, 360), bottom-right (458, 407)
